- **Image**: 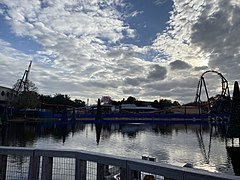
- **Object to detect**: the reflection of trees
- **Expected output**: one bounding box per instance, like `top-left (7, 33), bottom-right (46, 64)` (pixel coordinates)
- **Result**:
top-left (121, 124), bottom-right (146, 139)
top-left (3, 125), bottom-right (35, 147)
top-left (152, 125), bottom-right (173, 135)
top-left (95, 123), bottom-right (102, 145)
top-left (211, 124), bottom-right (227, 140)
top-left (2, 123), bottom-right (87, 146)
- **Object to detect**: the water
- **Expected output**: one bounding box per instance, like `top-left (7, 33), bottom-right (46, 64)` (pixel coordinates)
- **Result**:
top-left (0, 121), bottom-right (239, 176)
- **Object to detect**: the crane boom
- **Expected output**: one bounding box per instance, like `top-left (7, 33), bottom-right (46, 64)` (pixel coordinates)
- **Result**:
top-left (16, 61), bottom-right (32, 94)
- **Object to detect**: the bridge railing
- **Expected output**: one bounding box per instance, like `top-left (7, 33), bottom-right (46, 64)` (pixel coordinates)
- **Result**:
top-left (0, 146), bottom-right (239, 180)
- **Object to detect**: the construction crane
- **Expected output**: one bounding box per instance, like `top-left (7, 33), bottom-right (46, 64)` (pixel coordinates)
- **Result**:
top-left (16, 61), bottom-right (32, 95)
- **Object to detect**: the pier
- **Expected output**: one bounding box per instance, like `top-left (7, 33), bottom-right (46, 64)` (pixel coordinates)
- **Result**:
top-left (0, 146), bottom-right (239, 180)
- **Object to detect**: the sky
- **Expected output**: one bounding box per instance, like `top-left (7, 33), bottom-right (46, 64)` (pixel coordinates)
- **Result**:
top-left (0, 0), bottom-right (240, 104)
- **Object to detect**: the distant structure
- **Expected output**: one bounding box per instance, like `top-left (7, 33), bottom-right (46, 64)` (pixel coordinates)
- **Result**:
top-left (0, 86), bottom-right (15, 106)
top-left (227, 81), bottom-right (240, 138)
top-left (0, 86), bottom-right (15, 125)
top-left (16, 61), bottom-right (32, 94)
top-left (195, 70), bottom-right (231, 114)
top-left (231, 81), bottom-right (240, 117)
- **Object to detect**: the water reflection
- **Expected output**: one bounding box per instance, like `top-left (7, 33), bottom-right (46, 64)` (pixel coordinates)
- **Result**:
top-left (0, 122), bottom-right (238, 176)
top-left (227, 147), bottom-right (240, 175)
top-left (95, 123), bottom-right (102, 144)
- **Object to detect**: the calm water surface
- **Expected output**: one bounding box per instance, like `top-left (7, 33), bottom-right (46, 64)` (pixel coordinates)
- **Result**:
top-left (0, 122), bottom-right (239, 176)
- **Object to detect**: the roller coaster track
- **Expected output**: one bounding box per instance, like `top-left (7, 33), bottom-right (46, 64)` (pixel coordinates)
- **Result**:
top-left (195, 70), bottom-right (231, 113)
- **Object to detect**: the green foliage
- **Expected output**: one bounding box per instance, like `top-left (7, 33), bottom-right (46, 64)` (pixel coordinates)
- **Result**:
top-left (152, 99), bottom-right (180, 109)
top-left (100, 96), bottom-right (112, 104)
top-left (126, 96), bottom-right (137, 103)
top-left (39, 94), bottom-right (85, 107)
top-left (12, 79), bottom-right (39, 109)
top-left (12, 91), bottom-right (40, 109)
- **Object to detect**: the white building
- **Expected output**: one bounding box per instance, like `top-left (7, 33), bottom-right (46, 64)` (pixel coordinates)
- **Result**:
top-left (0, 86), bottom-right (15, 105)
top-left (120, 104), bottom-right (157, 113)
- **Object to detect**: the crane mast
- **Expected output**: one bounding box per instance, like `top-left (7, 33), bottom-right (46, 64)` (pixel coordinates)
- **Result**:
top-left (16, 61), bottom-right (32, 94)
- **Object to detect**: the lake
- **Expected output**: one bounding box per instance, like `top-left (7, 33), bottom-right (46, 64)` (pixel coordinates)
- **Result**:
top-left (0, 121), bottom-right (239, 176)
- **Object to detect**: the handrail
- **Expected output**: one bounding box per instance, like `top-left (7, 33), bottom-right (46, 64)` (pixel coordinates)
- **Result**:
top-left (0, 146), bottom-right (239, 180)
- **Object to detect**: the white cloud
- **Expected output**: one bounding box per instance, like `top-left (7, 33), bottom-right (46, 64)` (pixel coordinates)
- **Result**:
top-left (152, 0), bottom-right (240, 101)
top-left (0, 0), bottom-right (239, 103)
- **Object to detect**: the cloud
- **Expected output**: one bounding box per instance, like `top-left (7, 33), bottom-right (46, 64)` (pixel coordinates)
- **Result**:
top-left (170, 60), bottom-right (192, 70)
top-left (147, 64), bottom-right (167, 80)
top-left (1, 0), bottom-right (239, 104)
top-left (194, 66), bottom-right (208, 71)
top-left (151, 0), bottom-right (240, 101)
top-left (124, 77), bottom-right (140, 86)
top-left (154, 0), bottom-right (169, 6)
top-left (191, 0), bottom-right (240, 80)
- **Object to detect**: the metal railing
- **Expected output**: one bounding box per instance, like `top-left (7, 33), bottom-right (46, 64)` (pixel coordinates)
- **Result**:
top-left (0, 146), bottom-right (239, 180)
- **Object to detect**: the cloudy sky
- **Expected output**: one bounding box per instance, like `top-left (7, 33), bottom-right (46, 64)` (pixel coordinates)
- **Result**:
top-left (0, 0), bottom-right (239, 104)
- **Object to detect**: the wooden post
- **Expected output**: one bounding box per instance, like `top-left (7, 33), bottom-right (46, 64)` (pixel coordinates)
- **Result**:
top-left (75, 159), bottom-right (87, 180)
top-left (41, 156), bottom-right (53, 180)
top-left (0, 154), bottom-right (7, 180)
top-left (28, 155), bottom-right (40, 180)
top-left (97, 163), bottom-right (108, 180)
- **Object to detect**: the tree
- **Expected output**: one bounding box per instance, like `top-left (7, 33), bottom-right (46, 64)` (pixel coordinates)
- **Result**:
top-left (159, 99), bottom-right (172, 109)
top-left (12, 79), bottom-right (39, 109)
top-left (126, 96), bottom-right (136, 103)
top-left (232, 81), bottom-right (240, 115)
top-left (172, 101), bottom-right (180, 106)
top-left (100, 96), bottom-right (112, 104)
top-left (13, 79), bottom-right (38, 93)
top-left (12, 91), bottom-right (40, 109)
top-left (39, 94), bottom-right (85, 107)
top-left (152, 100), bottom-right (160, 108)
top-left (74, 99), bottom-right (85, 107)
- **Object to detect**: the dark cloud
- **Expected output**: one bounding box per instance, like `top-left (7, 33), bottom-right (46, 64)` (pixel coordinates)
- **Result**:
top-left (122, 87), bottom-right (141, 95)
top-left (82, 80), bottom-right (118, 89)
top-left (191, 1), bottom-right (240, 79)
top-left (194, 66), bottom-right (208, 71)
top-left (169, 60), bottom-right (192, 70)
top-left (124, 77), bottom-right (140, 86)
top-left (145, 77), bottom-right (198, 92)
top-left (147, 64), bottom-right (167, 80)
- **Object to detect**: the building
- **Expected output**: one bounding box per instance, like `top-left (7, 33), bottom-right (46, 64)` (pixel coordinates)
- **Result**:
top-left (120, 104), bottom-right (157, 113)
top-left (0, 86), bottom-right (15, 106)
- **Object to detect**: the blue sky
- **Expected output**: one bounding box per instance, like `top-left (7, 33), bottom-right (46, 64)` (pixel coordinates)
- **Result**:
top-left (0, 0), bottom-right (240, 104)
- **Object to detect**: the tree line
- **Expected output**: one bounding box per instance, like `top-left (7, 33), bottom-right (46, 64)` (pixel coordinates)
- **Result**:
top-left (101, 96), bottom-right (181, 109)
top-left (11, 79), bottom-right (180, 110)
top-left (11, 80), bottom-right (85, 109)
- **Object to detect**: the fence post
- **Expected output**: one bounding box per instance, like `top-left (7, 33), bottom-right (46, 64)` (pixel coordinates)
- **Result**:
top-left (120, 167), bottom-right (127, 180)
top-left (75, 159), bottom-right (87, 180)
top-left (41, 156), bottom-right (53, 180)
top-left (127, 169), bottom-right (137, 180)
top-left (0, 154), bottom-right (7, 180)
top-left (28, 152), bottom-right (40, 180)
top-left (97, 163), bottom-right (109, 180)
